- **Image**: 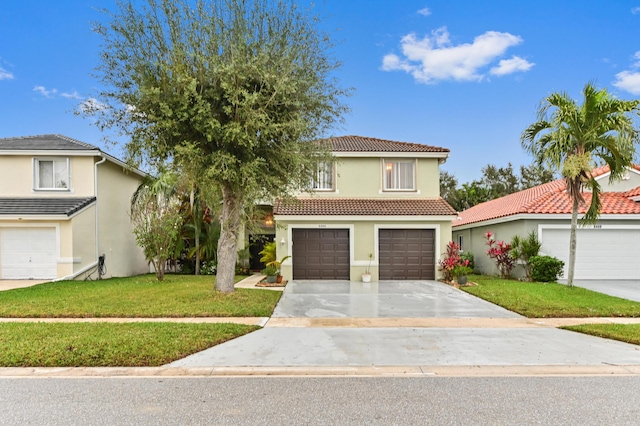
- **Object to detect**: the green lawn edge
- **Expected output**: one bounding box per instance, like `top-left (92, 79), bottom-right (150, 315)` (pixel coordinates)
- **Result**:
top-left (461, 275), bottom-right (640, 318)
top-left (0, 322), bottom-right (259, 367)
top-left (0, 274), bottom-right (281, 318)
top-left (562, 324), bottom-right (640, 346)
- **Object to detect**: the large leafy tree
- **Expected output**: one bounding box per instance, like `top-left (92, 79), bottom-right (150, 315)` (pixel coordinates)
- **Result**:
top-left (521, 82), bottom-right (639, 286)
top-left (87, 0), bottom-right (349, 292)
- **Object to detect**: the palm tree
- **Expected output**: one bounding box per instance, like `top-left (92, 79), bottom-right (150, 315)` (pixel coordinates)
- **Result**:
top-left (521, 82), bottom-right (640, 286)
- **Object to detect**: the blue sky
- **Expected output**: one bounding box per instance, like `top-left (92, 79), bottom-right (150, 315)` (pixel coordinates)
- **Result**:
top-left (2, 1), bottom-right (640, 182)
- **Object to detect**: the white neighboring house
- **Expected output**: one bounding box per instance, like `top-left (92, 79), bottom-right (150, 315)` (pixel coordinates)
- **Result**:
top-left (0, 134), bottom-right (149, 280)
top-left (452, 165), bottom-right (640, 280)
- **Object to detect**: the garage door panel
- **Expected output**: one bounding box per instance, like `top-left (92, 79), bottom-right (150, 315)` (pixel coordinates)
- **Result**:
top-left (379, 229), bottom-right (435, 280)
top-left (292, 229), bottom-right (350, 280)
top-left (542, 228), bottom-right (640, 280)
top-left (1, 228), bottom-right (57, 280)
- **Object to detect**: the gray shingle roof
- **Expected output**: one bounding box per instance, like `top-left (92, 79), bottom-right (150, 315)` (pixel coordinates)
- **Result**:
top-left (0, 134), bottom-right (100, 151)
top-left (274, 198), bottom-right (457, 216)
top-left (0, 197), bottom-right (97, 216)
top-left (323, 135), bottom-right (449, 153)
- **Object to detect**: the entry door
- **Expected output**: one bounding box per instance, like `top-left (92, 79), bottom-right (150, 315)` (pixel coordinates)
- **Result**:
top-left (292, 229), bottom-right (350, 279)
top-left (0, 228), bottom-right (57, 279)
top-left (378, 229), bottom-right (435, 280)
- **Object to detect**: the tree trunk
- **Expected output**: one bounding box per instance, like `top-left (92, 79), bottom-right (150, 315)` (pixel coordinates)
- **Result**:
top-left (567, 197), bottom-right (579, 287)
top-left (194, 222), bottom-right (201, 276)
top-left (192, 189), bottom-right (201, 276)
top-left (215, 184), bottom-right (242, 293)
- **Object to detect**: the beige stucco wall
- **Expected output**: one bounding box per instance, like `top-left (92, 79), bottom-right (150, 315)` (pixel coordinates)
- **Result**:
top-left (300, 157), bottom-right (442, 198)
top-left (71, 206), bottom-right (97, 276)
top-left (0, 155), bottom-right (95, 197)
top-left (276, 217), bottom-right (453, 281)
top-left (96, 160), bottom-right (148, 278)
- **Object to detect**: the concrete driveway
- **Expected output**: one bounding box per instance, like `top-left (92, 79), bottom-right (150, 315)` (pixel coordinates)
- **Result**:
top-left (0, 280), bottom-right (49, 291)
top-left (169, 280), bottom-right (640, 369)
top-left (568, 280), bottom-right (640, 302)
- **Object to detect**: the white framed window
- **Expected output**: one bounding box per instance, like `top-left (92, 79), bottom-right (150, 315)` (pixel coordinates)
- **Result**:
top-left (34, 157), bottom-right (70, 190)
top-left (383, 160), bottom-right (415, 191)
top-left (310, 162), bottom-right (333, 191)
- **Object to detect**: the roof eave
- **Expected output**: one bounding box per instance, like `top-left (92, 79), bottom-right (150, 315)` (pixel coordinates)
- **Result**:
top-left (332, 151), bottom-right (449, 159)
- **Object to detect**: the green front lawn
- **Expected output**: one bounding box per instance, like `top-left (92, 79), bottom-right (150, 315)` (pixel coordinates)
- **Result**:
top-left (0, 274), bottom-right (281, 318)
top-left (462, 275), bottom-right (640, 318)
top-left (562, 324), bottom-right (640, 346)
top-left (0, 322), bottom-right (258, 367)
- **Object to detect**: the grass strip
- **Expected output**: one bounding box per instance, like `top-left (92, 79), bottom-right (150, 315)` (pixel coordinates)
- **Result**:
top-left (462, 275), bottom-right (640, 318)
top-left (0, 322), bottom-right (258, 367)
top-left (0, 275), bottom-right (281, 318)
top-left (562, 324), bottom-right (640, 346)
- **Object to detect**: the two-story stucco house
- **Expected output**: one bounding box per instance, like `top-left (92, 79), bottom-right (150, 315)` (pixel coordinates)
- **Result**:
top-left (273, 136), bottom-right (457, 281)
top-left (0, 134), bottom-right (149, 280)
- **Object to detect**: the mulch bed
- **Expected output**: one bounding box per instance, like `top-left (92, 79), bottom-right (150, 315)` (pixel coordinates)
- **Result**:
top-left (441, 280), bottom-right (478, 289)
top-left (255, 280), bottom-right (288, 288)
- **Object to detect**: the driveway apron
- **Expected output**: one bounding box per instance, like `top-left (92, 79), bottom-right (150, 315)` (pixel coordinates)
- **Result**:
top-left (168, 280), bottom-right (640, 368)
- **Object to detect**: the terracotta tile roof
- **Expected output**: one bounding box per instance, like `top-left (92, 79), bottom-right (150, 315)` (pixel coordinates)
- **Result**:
top-left (624, 186), bottom-right (640, 197)
top-left (323, 135), bottom-right (449, 154)
top-left (274, 198), bottom-right (457, 216)
top-left (454, 172), bottom-right (640, 227)
top-left (0, 197), bottom-right (97, 216)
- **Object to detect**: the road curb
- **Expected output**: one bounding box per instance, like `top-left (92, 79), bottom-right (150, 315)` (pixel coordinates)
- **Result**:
top-left (1, 364), bottom-right (640, 378)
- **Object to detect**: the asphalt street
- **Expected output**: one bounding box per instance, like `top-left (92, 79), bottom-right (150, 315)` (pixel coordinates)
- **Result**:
top-left (1, 377), bottom-right (639, 425)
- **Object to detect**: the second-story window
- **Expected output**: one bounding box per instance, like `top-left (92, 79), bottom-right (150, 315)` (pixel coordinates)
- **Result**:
top-left (384, 160), bottom-right (415, 190)
top-left (311, 162), bottom-right (333, 190)
top-left (35, 157), bottom-right (70, 190)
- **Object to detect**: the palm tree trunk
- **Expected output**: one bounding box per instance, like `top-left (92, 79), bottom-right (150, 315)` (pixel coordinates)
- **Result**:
top-left (567, 196), bottom-right (579, 287)
top-left (215, 184), bottom-right (242, 293)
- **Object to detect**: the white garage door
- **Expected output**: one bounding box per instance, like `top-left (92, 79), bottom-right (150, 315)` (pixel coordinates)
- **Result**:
top-left (0, 228), bottom-right (57, 279)
top-left (541, 228), bottom-right (640, 280)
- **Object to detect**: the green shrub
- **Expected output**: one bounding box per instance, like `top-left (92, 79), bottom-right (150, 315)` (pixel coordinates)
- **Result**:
top-left (511, 230), bottom-right (542, 281)
top-left (459, 251), bottom-right (474, 270)
top-left (529, 255), bottom-right (564, 282)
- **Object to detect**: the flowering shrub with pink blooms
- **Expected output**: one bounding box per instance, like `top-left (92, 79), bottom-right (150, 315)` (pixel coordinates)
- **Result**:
top-left (438, 241), bottom-right (472, 281)
top-left (485, 231), bottom-right (515, 278)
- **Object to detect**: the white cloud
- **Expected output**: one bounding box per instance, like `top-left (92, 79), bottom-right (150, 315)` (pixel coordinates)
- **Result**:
top-left (417, 7), bottom-right (431, 16)
top-left (613, 71), bottom-right (640, 95)
top-left (490, 56), bottom-right (534, 76)
top-left (79, 97), bottom-right (107, 114)
top-left (0, 66), bottom-right (13, 80)
top-left (632, 7), bottom-right (640, 14)
top-left (382, 26), bottom-right (531, 83)
top-left (61, 90), bottom-right (82, 100)
top-left (33, 85), bottom-right (57, 97)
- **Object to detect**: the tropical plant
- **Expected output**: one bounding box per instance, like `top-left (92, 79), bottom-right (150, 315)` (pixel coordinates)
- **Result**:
top-left (511, 231), bottom-right (542, 281)
top-left (521, 82), bottom-right (640, 286)
top-left (259, 242), bottom-right (277, 266)
top-left (438, 241), bottom-right (462, 281)
top-left (364, 253), bottom-right (373, 275)
top-left (452, 261), bottom-right (473, 278)
top-left (485, 231), bottom-right (515, 279)
top-left (267, 255), bottom-right (291, 276)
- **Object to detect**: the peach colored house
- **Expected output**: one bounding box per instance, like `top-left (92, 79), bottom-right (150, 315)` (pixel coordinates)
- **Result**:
top-left (0, 134), bottom-right (148, 280)
top-left (452, 165), bottom-right (640, 280)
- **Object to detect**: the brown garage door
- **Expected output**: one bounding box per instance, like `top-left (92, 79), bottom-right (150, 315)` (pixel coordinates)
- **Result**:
top-left (292, 229), bottom-right (350, 279)
top-left (379, 229), bottom-right (435, 280)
